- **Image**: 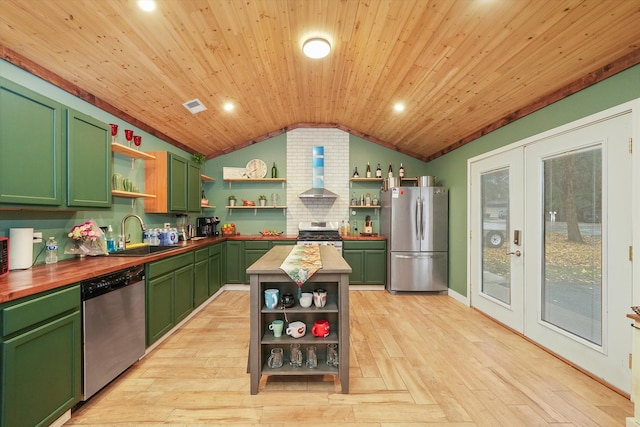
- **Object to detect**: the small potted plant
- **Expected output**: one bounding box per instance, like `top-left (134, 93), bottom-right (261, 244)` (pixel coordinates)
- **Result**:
top-left (258, 195), bottom-right (267, 206)
top-left (191, 153), bottom-right (206, 165)
top-left (228, 195), bottom-right (237, 206)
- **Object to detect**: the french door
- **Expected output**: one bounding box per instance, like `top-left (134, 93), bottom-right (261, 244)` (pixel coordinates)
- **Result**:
top-left (469, 149), bottom-right (524, 332)
top-left (469, 111), bottom-right (633, 392)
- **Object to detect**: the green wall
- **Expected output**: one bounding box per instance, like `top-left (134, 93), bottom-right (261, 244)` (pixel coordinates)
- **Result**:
top-left (202, 134), bottom-right (288, 234)
top-left (428, 64), bottom-right (640, 297)
top-left (349, 135), bottom-right (430, 180)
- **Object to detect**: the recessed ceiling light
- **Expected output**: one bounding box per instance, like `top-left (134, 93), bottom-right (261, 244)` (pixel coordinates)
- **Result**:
top-left (393, 103), bottom-right (405, 112)
top-left (303, 38), bottom-right (331, 59)
top-left (223, 102), bottom-right (234, 112)
top-left (182, 99), bottom-right (207, 114)
top-left (137, 0), bottom-right (156, 12)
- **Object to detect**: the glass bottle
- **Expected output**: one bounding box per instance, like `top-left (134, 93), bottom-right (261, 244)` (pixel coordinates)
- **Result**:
top-left (353, 166), bottom-right (359, 178)
top-left (351, 192), bottom-right (358, 205)
top-left (366, 162), bottom-right (372, 178)
top-left (271, 162), bottom-right (278, 178)
top-left (388, 162), bottom-right (393, 178)
top-left (399, 162), bottom-right (405, 178)
top-left (45, 237), bottom-right (58, 264)
top-left (375, 163), bottom-right (382, 178)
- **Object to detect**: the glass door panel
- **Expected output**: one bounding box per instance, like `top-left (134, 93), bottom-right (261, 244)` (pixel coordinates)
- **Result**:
top-left (481, 168), bottom-right (511, 304)
top-left (542, 147), bottom-right (602, 345)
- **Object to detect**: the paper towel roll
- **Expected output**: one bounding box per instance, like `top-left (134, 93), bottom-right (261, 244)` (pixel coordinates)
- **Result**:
top-left (9, 228), bottom-right (34, 270)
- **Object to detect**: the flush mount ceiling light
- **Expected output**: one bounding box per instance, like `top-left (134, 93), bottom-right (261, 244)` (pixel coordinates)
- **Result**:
top-left (137, 0), bottom-right (156, 12)
top-left (303, 38), bottom-right (331, 59)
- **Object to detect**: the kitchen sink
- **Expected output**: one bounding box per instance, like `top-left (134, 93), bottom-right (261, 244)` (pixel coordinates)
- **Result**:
top-left (108, 245), bottom-right (183, 257)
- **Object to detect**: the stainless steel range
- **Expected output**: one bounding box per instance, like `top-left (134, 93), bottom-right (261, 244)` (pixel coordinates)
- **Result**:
top-left (297, 221), bottom-right (343, 253)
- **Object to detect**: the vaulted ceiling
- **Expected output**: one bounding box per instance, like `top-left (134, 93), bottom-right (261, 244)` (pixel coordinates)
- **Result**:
top-left (1, 0), bottom-right (639, 161)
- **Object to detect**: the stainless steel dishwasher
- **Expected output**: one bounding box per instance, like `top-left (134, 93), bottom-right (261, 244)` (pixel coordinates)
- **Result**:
top-left (81, 264), bottom-right (146, 400)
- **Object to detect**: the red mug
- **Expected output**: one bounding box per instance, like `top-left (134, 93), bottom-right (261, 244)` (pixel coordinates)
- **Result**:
top-left (311, 319), bottom-right (330, 338)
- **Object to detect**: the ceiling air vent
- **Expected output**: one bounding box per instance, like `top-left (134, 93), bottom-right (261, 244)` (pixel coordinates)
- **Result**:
top-left (182, 98), bottom-right (207, 114)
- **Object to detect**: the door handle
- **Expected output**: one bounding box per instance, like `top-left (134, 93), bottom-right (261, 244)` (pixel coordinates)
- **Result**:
top-left (506, 250), bottom-right (522, 257)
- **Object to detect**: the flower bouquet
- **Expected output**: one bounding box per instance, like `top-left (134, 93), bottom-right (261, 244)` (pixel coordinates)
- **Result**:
top-left (65, 220), bottom-right (108, 256)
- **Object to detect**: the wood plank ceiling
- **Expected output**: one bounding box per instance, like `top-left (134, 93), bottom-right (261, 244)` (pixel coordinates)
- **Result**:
top-left (1, 0), bottom-right (639, 161)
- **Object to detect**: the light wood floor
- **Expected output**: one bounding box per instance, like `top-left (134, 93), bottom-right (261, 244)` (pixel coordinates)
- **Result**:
top-left (68, 290), bottom-right (633, 426)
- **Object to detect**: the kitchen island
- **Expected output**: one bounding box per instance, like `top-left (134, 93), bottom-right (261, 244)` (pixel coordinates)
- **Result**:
top-left (247, 245), bottom-right (351, 394)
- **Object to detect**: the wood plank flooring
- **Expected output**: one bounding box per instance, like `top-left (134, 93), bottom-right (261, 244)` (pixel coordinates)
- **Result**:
top-left (67, 290), bottom-right (633, 426)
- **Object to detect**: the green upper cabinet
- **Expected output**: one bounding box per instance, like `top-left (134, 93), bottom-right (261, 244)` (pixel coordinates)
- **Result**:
top-left (187, 161), bottom-right (202, 212)
top-left (169, 153), bottom-right (188, 212)
top-left (0, 77), bottom-right (63, 206)
top-left (145, 151), bottom-right (201, 213)
top-left (66, 109), bottom-right (111, 208)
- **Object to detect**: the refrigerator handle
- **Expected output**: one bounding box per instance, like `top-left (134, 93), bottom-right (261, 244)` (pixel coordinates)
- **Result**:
top-left (415, 197), bottom-right (420, 240)
top-left (420, 196), bottom-right (425, 240)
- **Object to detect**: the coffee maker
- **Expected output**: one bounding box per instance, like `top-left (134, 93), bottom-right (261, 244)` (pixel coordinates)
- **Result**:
top-left (196, 217), bottom-right (220, 237)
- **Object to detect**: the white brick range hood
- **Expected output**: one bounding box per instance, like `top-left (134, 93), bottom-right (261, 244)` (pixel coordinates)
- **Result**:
top-left (285, 128), bottom-right (350, 235)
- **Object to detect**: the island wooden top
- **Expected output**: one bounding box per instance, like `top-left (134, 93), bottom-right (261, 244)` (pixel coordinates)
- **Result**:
top-left (246, 245), bottom-right (352, 275)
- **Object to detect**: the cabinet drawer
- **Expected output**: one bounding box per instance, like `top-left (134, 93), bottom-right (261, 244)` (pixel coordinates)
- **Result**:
top-left (195, 248), bottom-right (209, 263)
top-left (1, 285), bottom-right (80, 337)
top-left (244, 240), bottom-right (271, 250)
top-left (343, 240), bottom-right (386, 250)
top-left (147, 252), bottom-right (194, 278)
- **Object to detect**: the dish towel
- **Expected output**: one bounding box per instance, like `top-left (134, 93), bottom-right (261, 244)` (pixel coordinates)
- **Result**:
top-left (279, 244), bottom-right (323, 286)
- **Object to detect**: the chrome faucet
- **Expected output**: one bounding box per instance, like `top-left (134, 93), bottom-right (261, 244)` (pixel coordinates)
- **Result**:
top-left (121, 214), bottom-right (146, 251)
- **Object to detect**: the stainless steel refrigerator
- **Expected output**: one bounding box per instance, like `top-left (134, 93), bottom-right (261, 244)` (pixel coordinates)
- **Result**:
top-left (381, 186), bottom-right (448, 293)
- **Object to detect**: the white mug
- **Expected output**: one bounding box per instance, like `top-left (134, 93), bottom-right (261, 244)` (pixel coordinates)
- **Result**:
top-left (285, 321), bottom-right (306, 338)
top-left (299, 292), bottom-right (313, 308)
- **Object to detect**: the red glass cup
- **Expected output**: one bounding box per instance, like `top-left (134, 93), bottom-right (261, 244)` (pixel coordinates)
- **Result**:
top-left (133, 135), bottom-right (142, 147)
top-left (109, 124), bottom-right (118, 144)
top-left (124, 129), bottom-right (134, 147)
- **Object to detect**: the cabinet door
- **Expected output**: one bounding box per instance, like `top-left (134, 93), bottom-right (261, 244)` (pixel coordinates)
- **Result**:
top-left (1, 311), bottom-right (81, 427)
top-left (168, 153), bottom-right (188, 212)
top-left (187, 162), bottom-right (202, 212)
top-left (343, 249), bottom-right (364, 284)
top-left (146, 273), bottom-right (174, 346)
top-left (194, 252), bottom-right (209, 307)
top-left (66, 109), bottom-right (111, 208)
top-left (244, 241), bottom-right (272, 283)
top-left (225, 241), bottom-right (245, 284)
top-left (174, 264), bottom-right (194, 323)
top-left (0, 78), bottom-right (63, 206)
top-left (208, 243), bottom-right (223, 296)
top-left (365, 249), bottom-right (386, 285)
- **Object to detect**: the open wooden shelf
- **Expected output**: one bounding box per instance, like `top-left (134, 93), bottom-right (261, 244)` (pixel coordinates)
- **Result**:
top-left (112, 190), bottom-right (156, 199)
top-left (111, 142), bottom-right (156, 160)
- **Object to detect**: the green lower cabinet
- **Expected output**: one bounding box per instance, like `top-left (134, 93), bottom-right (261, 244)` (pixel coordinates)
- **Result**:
top-left (225, 241), bottom-right (245, 284)
top-left (0, 285), bottom-right (81, 427)
top-left (146, 252), bottom-right (194, 346)
top-left (194, 248), bottom-right (209, 307)
top-left (174, 264), bottom-right (195, 323)
top-left (208, 242), bottom-right (223, 295)
top-left (244, 240), bottom-right (272, 283)
top-left (343, 240), bottom-right (387, 285)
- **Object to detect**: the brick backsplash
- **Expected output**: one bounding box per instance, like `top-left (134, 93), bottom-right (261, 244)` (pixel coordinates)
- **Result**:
top-left (286, 128), bottom-right (350, 234)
